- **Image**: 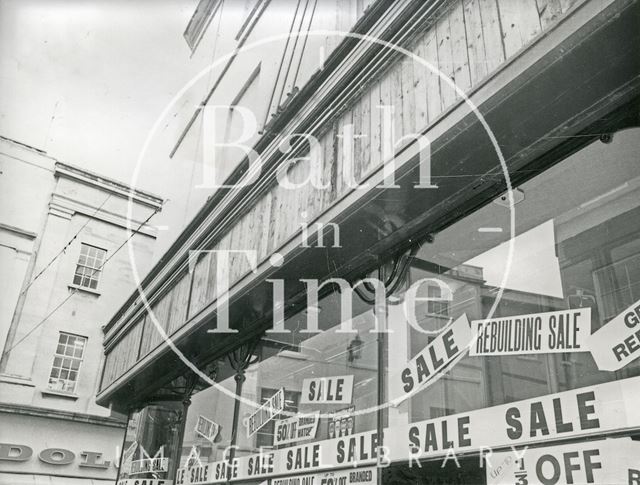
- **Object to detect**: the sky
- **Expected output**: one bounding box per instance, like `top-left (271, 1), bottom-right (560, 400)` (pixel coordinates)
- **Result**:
top-left (0, 0), bottom-right (243, 259)
top-left (0, 0), bottom-right (198, 193)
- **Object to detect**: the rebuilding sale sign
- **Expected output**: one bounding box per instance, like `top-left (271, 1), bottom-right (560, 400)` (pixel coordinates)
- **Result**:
top-left (270, 466), bottom-right (377, 485)
top-left (587, 298), bottom-right (640, 371)
top-left (470, 308), bottom-right (591, 356)
top-left (486, 437), bottom-right (640, 484)
top-left (390, 314), bottom-right (472, 403)
top-left (247, 388), bottom-right (285, 438)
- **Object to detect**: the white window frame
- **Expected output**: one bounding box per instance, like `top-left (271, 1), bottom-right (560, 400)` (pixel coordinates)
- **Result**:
top-left (73, 243), bottom-right (107, 290)
top-left (47, 332), bottom-right (88, 394)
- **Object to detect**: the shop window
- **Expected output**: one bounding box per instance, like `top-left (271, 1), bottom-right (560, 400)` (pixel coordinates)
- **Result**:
top-left (233, 290), bottom-right (378, 457)
top-left (73, 243), bottom-right (106, 290)
top-left (385, 128), bottom-right (640, 427)
top-left (119, 402), bottom-right (184, 482)
top-left (255, 388), bottom-right (300, 448)
top-left (178, 359), bottom-right (237, 469)
top-left (47, 332), bottom-right (86, 393)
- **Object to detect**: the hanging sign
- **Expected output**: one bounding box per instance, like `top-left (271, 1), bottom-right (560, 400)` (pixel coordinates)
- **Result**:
top-left (247, 388), bottom-right (286, 438)
top-left (390, 314), bottom-right (472, 403)
top-left (301, 376), bottom-right (354, 404)
top-left (587, 298), bottom-right (640, 371)
top-left (486, 437), bottom-right (640, 484)
top-left (270, 465), bottom-right (377, 485)
top-left (274, 412), bottom-right (320, 446)
top-left (469, 308), bottom-right (591, 356)
top-left (195, 415), bottom-right (220, 443)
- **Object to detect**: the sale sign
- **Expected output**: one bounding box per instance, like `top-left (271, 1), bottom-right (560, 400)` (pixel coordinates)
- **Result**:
top-left (587, 298), bottom-right (640, 371)
top-left (274, 412), bottom-right (320, 446)
top-left (270, 466), bottom-right (377, 485)
top-left (247, 388), bottom-right (285, 438)
top-left (390, 314), bottom-right (472, 403)
top-left (118, 481), bottom-right (172, 485)
top-left (301, 376), bottom-right (354, 404)
top-left (469, 308), bottom-right (591, 356)
top-left (486, 437), bottom-right (640, 484)
top-left (195, 415), bottom-right (220, 443)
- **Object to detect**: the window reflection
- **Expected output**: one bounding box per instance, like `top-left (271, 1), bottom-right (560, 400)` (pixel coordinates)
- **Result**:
top-left (179, 359), bottom-right (236, 468)
top-left (235, 301), bottom-right (378, 455)
top-left (386, 128), bottom-right (640, 424)
top-left (119, 402), bottom-right (183, 481)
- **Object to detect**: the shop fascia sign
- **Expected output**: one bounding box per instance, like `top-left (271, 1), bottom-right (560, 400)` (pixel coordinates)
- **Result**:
top-left (175, 376), bottom-right (640, 484)
top-left (0, 443), bottom-right (114, 470)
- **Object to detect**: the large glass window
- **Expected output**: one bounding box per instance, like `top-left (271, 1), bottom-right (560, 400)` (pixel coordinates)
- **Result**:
top-left (233, 290), bottom-right (378, 460)
top-left (178, 359), bottom-right (236, 470)
top-left (384, 128), bottom-right (640, 426)
top-left (119, 401), bottom-right (184, 482)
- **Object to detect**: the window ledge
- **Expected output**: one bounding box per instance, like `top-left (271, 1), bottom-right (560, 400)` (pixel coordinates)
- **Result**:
top-left (68, 283), bottom-right (101, 296)
top-left (41, 389), bottom-right (79, 400)
top-left (0, 374), bottom-right (35, 387)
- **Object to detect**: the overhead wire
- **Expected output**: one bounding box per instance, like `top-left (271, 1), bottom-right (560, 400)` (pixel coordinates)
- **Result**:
top-left (290, 0), bottom-right (319, 92)
top-left (275, 0), bottom-right (312, 110)
top-left (2, 205), bottom-right (161, 356)
top-left (19, 193), bottom-right (112, 296)
top-left (263, 0), bottom-right (303, 127)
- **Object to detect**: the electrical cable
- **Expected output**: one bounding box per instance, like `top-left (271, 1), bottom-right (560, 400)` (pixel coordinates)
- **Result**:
top-left (2, 206), bottom-right (161, 356)
top-left (275, 0), bottom-right (311, 110)
top-left (19, 193), bottom-right (112, 296)
top-left (290, 0), bottom-right (319, 92)
top-left (263, 0), bottom-right (303, 127)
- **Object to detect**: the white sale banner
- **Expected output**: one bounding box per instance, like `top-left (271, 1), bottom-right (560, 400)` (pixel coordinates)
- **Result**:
top-left (390, 314), bottom-right (472, 403)
top-left (486, 437), bottom-right (640, 485)
top-left (587, 298), bottom-right (640, 371)
top-left (470, 308), bottom-right (591, 356)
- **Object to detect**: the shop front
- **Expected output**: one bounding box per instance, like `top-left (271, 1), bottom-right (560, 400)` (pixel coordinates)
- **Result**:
top-left (112, 127), bottom-right (640, 484)
top-left (100, 1), bottom-right (640, 483)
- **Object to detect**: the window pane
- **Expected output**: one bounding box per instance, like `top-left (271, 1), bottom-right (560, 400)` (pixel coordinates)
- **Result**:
top-left (383, 132), bottom-right (640, 429)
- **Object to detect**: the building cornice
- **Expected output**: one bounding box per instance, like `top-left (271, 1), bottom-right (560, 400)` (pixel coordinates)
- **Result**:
top-left (0, 402), bottom-right (126, 428)
top-left (54, 162), bottom-right (164, 210)
top-left (0, 223), bottom-right (37, 241)
top-left (49, 193), bottom-right (158, 238)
